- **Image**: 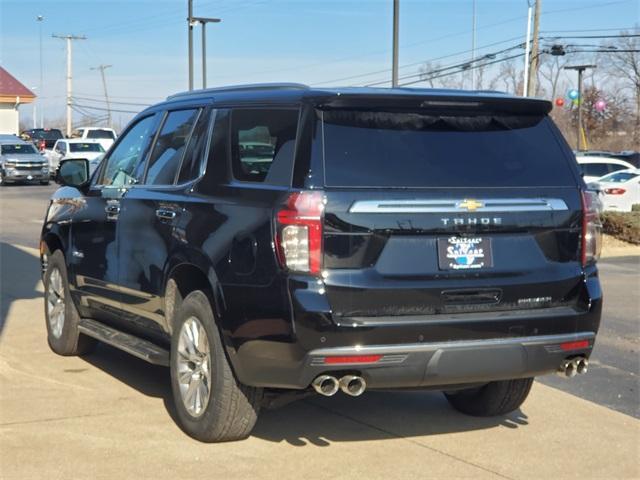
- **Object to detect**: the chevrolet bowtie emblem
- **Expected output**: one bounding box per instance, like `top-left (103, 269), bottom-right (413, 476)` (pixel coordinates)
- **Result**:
top-left (458, 199), bottom-right (484, 211)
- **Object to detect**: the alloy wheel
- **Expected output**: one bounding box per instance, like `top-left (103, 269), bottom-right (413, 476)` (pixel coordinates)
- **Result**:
top-left (46, 268), bottom-right (65, 338)
top-left (176, 316), bottom-right (212, 417)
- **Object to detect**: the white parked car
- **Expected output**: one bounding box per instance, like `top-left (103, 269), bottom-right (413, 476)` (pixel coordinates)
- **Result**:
top-left (46, 139), bottom-right (105, 174)
top-left (72, 127), bottom-right (117, 152)
top-left (576, 156), bottom-right (635, 183)
top-left (591, 169), bottom-right (640, 212)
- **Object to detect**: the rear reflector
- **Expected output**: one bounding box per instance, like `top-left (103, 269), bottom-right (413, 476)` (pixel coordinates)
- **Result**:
top-left (604, 188), bottom-right (626, 195)
top-left (323, 355), bottom-right (383, 365)
top-left (560, 340), bottom-right (590, 351)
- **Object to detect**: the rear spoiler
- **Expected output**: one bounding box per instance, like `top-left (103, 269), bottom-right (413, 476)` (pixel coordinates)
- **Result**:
top-left (308, 93), bottom-right (552, 115)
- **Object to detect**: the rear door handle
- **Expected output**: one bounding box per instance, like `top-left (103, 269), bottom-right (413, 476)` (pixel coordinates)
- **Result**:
top-left (155, 208), bottom-right (177, 221)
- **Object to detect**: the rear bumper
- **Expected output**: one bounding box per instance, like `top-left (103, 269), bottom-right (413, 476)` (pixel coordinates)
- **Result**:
top-left (227, 270), bottom-right (602, 390)
top-left (233, 331), bottom-right (595, 390)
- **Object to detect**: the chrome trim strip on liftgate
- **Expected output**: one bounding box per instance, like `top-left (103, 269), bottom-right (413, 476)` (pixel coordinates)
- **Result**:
top-left (348, 198), bottom-right (569, 214)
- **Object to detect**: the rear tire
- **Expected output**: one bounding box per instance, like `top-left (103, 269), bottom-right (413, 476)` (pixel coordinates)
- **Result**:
top-left (444, 378), bottom-right (534, 417)
top-left (170, 290), bottom-right (262, 442)
top-left (44, 250), bottom-right (97, 356)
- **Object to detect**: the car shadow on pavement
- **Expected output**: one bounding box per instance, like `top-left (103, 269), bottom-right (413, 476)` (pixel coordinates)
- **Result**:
top-left (0, 242), bottom-right (43, 334)
top-left (252, 391), bottom-right (529, 446)
top-left (79, 343), bottom-right (179, 421)
top-left (79, 342), bottom-right (529, 444)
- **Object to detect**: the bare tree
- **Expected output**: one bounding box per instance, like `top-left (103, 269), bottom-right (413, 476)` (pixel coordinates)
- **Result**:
top-left (539, 54), bottom-right (569, 100)
top-left (600, 28), bottom-right (640, 144)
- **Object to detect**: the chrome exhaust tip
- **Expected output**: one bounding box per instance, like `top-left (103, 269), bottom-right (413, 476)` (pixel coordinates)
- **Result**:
top-left (577, 358), bottom-right (588, 375)
top-left (339, 375), bottom-right (366, 397)
top-left (312, 375), bottom-right (339, 396)
top-left (558, 359), bottom-right (577, 378)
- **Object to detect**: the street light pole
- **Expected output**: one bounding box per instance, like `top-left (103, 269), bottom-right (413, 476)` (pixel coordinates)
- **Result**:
top-left (564, 64), bottom-right (596, 151)
top-left (37, 15), bottom-right (44, 127)
top-left (188, 0), bottom-right (194, 90)
top-left (392, 0), bottom-right (399, 87)
top-left (191, 16), bottom-right (221, 89)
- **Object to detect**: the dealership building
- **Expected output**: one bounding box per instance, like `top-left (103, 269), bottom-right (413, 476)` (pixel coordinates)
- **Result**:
top-left (0, 67), bottom-right (35, 135)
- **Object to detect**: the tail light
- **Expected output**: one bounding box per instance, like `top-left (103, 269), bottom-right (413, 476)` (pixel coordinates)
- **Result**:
top-left (38, 140), bottom-right (46, 151)
top-left (275, 191), bottom-right (325, 275)
top-left (604, 188), bottom-right (626, 195)
top-left (581, 190), bottom-right (602, 267)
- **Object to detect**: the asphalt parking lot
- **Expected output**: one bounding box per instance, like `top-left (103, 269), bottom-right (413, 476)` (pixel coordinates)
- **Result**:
top-left (1, 183), bottom-right (639, 479)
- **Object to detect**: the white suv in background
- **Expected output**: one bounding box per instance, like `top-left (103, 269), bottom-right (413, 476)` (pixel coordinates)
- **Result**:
top-left (46, 139), bottom-right (105, 175)
top-left (71, 127), bottom-right (117, 152)
top-left (576, 156), bottom-right (635, 183)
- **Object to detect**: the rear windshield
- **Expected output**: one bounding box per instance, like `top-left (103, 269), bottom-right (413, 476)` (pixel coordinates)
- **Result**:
top-left (87, 129), bottom-right (115, 140)
top-left (29, 130), bottom-right (63, 140)
top-left (70, 143), bottom-right (104, 153)
top-left (320, 110), bottom-right (576, 188)
top-left (1, 144), bottom-right (37, 155)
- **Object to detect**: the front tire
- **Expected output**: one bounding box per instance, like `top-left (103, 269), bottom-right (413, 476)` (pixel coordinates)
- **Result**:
top-left (44, 250), bottom-right (96, 356)
top-left (170, 290), bottom-right (262, 442)
top-left (444, 378), bottom-right (534, 417)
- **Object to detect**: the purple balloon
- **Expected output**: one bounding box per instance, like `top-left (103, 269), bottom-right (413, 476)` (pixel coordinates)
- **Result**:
top-left (595, 99), bottom-right (607, 112)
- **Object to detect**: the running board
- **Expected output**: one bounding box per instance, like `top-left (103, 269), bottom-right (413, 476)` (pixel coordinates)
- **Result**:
top-left (78, 318), bottom-right (170, 366)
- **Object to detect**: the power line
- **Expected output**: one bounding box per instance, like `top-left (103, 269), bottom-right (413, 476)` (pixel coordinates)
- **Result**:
top-left (73, 104), bottom-right (141, 114)
top-left (72, 96), bottom-right (151, 107)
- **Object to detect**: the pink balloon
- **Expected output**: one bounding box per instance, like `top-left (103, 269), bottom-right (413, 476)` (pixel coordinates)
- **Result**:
top-left (595, 100), bottom-right (607, 112)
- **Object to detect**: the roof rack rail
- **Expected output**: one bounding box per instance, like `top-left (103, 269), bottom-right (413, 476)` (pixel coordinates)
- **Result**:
top-left (167, 82), bottom-right (310, 100)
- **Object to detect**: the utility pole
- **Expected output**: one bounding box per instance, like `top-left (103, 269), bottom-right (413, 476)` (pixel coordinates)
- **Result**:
top-left (564, 64), bottom-right (596, 151)
top-left (392, 0), bottom-right (399, 87)
top-left (471, 0), bottom-right (476, 90)
top-left (192, 16), bottom-right (221, 89)
top-left (188, 0), bottom-right (194, 90)
top-left (52, 34), bottom-right (86, 137)
top-left (522, 1), bottom-right (533, 97)
top-left (37, 15), bottom-right (44, 127)
top-left (526, 0), bottom-right (541, 96)
top-left (91, 64), bottom-right (113, 127)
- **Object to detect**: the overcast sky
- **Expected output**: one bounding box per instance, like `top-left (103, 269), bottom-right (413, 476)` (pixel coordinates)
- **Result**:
top-left (1, 0), bottom-right (638, 129)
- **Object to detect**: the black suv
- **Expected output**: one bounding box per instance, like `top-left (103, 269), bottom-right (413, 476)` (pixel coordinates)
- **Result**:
top-left (41, 84), bottom-right (603, 442)
top-left (21, 128), bottom-right (64, 151)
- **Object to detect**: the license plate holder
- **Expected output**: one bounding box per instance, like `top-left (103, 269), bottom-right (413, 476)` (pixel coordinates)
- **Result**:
top-left (437, 236), bottom-right (493, 270)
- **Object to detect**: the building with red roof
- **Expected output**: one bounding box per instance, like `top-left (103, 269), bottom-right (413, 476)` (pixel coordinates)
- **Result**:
top-left (0, 67), bottom-right (36, 134)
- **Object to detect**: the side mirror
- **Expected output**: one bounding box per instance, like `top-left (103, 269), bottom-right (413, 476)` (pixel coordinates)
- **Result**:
top-left (57, 158), bottom-right (90, 188)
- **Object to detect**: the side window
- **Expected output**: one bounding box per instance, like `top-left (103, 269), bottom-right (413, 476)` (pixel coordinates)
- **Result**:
top-left (230, 109), bottom-right (298, 183)
top-left (582, 163), bottom-right (609, 178)
top-left (144, 109), bottom-right (199, 185)
top-left (608, 163), bottom-right (627, 173)
top-left (177, 109), bottom-right (212, 184)
top-left (59, 142), bottom-right (67, 154)
top-left (99, 115), bottom-right (158, 187)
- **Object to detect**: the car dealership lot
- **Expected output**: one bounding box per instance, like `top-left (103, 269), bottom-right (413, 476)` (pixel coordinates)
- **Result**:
top-left (1, 183), bottom-right (639, 478)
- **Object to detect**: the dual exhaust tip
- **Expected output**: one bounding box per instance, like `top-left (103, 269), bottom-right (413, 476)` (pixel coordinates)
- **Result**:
top-left (558, 357), bottom-right (589, 378)
top-left (312, 374), bottom-right (366, 397)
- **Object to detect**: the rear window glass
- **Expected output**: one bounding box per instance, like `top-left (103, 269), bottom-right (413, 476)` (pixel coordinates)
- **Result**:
top-left (69, 143), bottom-right (104, 153)
top-left (29, 130), bottom-right (63, 140)
top-left (87, 129), bottom-right (116, 139)
top-left (321, 110), bottom-right (576, 188)
top-left (230, 109), bottom-right (298, 183)
top-left (145, 109), bottom-right (200, 185)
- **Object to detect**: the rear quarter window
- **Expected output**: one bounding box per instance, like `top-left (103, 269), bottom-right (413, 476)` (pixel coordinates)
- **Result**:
top-left (320, 110), bottom-right (576, 188)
